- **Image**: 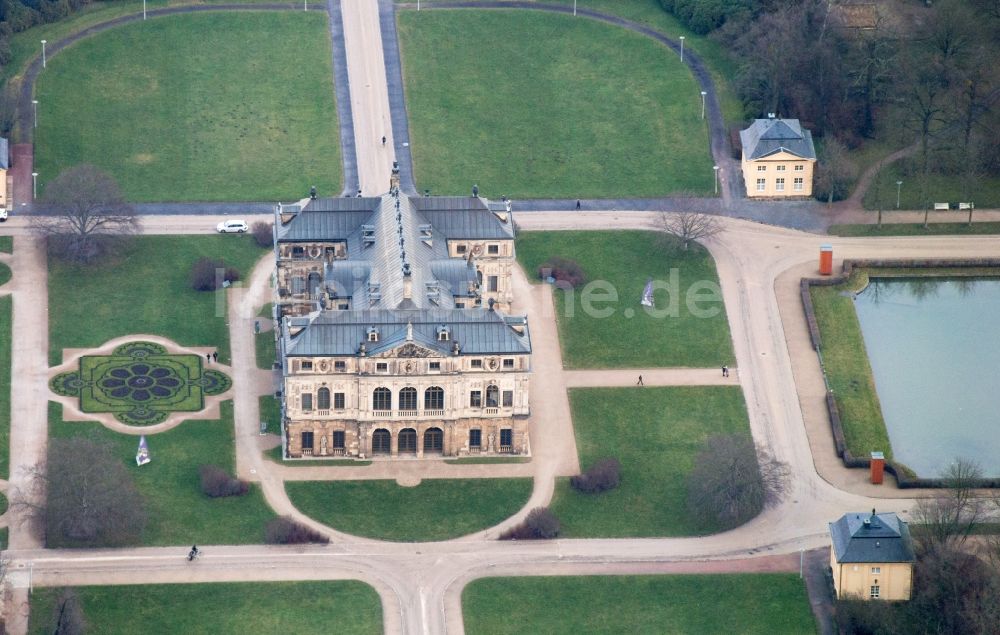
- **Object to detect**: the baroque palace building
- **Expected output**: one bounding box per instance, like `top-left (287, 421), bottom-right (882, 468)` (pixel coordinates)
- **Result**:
top-left (273, 168), bottom-right (531, 459)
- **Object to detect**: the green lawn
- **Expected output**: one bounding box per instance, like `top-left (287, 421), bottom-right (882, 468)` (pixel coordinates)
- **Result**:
top-left (0, 236), bottom-right (12, 253)
top-left (549, 386), bottom-right (751, 537)
top-left (286, 478), bottom-right (532, 541)
top-left (29, 581), bottom-right (382, 635)
top-left (862, 162), bottom-right (1000, 211)
top-left (809, 275), bottom-right (892, 460)
top-left (48, 236), bottom-right (268, 366)
top-left (256, 331), bottom-right (276, 369)
top-left (48, 400), bottom-right (278, 546)
top-left (444, 456), bottom-right (531, 465)
top-left (34, 11), bottom-right (340, 202)
top-left (516, 231), bottom-right (733, 368)
top-left (0, 262), bottom-right (10, 286)
top-left (463, 574), bottom-right (816, 635)
top-left (259, 395), bottom-right (280, 434)
top-left (830, 222), bottom-right (1000, 237)
top-left (0, 296), bottom-right (10, 478)
top-left (398, 10), bottom-right (714, 198)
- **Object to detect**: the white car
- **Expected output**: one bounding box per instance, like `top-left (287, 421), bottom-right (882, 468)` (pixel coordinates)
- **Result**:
top-left (216, 219), bottom-right (248, 233)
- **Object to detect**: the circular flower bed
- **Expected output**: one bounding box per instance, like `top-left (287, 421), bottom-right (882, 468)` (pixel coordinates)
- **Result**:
top-left (98, 363), bottom-right (184, 402)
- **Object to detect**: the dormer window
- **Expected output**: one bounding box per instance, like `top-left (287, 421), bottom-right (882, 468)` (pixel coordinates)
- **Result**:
top-left (456, 244), bottom-right (466, 254)
top-left (367, 327), bottom-right (379, 342)
top-left (488, 244), bottom-right (499, 255)
top-left (436, 325), bottom-right (450, 341)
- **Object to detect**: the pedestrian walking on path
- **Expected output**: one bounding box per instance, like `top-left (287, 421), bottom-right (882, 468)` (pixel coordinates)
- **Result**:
top-left (722, 365), bottom-right (729, 377)
top-left (575, 199), bottom-right (581, 210)
top-left (381, 135), bottom-right (386, 146)
top-left (213, 351), bottom-right (218, 362)
top-left (637, 375), bottom-right (644, 386)
top-left (206, 353), bottom-right (211, 363)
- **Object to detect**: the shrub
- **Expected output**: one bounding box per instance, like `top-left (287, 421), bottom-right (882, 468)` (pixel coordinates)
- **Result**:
top-left (499, 507), bottom-right (560, 540)
top-left (570, 457), bottom-right (621, 493)
top-left (251, 222), bottom-right (273, 248)
top-left (199, 464), bottom-right (249, 498)
top-left (190, 258), bottom-right (239, 291)
top-left (538, 256), bottom-right (587, 289)
top-left (265, 516), bottom-right (330, 544)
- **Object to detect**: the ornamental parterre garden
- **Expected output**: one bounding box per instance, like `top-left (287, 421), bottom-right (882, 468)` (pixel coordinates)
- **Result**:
top-left (50, 341), bottom-right (230, 425)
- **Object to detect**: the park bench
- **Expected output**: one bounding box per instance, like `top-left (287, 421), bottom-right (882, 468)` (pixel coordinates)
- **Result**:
top-left (933, 202), bottom-right (950, 211)
top-left (959, 202), bottom-right (974, 210)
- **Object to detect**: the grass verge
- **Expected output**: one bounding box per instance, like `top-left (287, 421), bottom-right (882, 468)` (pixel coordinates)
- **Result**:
top-left (28, 581), bottom-right (382, 634)
top-left (264, 445), bottom-right (371, 466)
top-left (0, 262), bottom-right (11, 286)
top-left (516, 230), bottom-right (733, 368)
top-left (862, 162), bottom-right (1000, 211)
top-left (34, 11), bottom-right (340, 201)
top-left (48, 400), bottom-right (277, 546)
top-left (0, 296), bottom-right (10, 478)
top-left (462, 574), bottom-right (816, 635)
top-left (0, 236), bottom-right (12, 254)
top-left (808, 272), bottom-right (892, 459)
top-left (444, 457), bottom-right (531, 465)
top-left (829, 222), bottom-right (1000, 237)
top-left (549, 386), bottom-right (750, 537)
top-left (48, 236), bottom-right (267, 366)
top-left (398, 9), bottom-right (713, 198)
top-left (255, 331), bottom-right (276, 370)
top-left (286, 478), bottom-right (532, 541)
top-left (259, 395), bottom-right (280, 434)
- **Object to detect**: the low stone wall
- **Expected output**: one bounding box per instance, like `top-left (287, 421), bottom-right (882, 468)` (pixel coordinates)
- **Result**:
top-left (802, 258), bottom-right (1000, 488)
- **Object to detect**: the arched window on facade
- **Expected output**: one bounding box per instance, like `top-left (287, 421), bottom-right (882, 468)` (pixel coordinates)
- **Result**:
top-left (399, 387), bottom-right (417, 411)
top-left (486, 385), bottom-right (499, 407)
top-left (317, 387), bottom-right (331, 410)
top-left (424, 386), bottom-right (444, 410)
top-left (372, 387), bottom-right (392, 410)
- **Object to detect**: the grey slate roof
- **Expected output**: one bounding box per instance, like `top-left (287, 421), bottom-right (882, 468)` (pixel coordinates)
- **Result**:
top-left (430, 259), bottom-right (479, 298)
top-left (829, 512), bottom-right (916, 564)
top-left (740, 118), bottom-right (817, 161)
top-left (276, 197), bottom-right (380, 242)
top-left (0, 137), bottom-right (8, 170)
top-left (412, 197), bottom-right (515, 239)
top-left (284, 308), bottom-right (531, 357)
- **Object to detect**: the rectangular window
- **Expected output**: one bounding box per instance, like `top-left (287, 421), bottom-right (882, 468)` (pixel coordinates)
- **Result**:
top-left (870, 585), bottom-right (880, 599)
top-left (469, 429), bottom-right (482, 448)
top-left (871, 567), bottom-right (881, 574)
top-left (301, 361), bottom-right (313, 371)
top-left (338, 303), bottom-right (349, 311)
top-left (456, 244), bottom-right (466, 254)
top-left (503, 358), bottom-right (514, 369)
top-left (334, 361), bottom-right (346, 371)
top-left (794, 164), bottom-right (804, 171)
top-left (471, 359), bottom-right (483, 369)
top-left (488, 276), bottom-right (498, 292)
top-left (333, 431), bottom-right (345, 449)
top-left (757, 164), bottom-right (766, 172)
top-left (470, 391), bottom-right (482, 407)
top-left (776, 165), bottom-right (786, 171)
top-left (376, 362), bottom-right (388, 372)
top-left (429, 361), bottom-right (441, 371)
top-left (502, 390), bottom-right (513, 407)
top-left (500, 428), bottom-right (512, 447)
top-left (776, 178), bottom-right (785, 191)
top-left (301, 393), bottom-right (313, 411)
top-left (756, 178), bottom-right (766, 192)
top-left (334, 393), bottom-right (345, 410)
top-left (793, 177), bottom-right (804, 191)
top-left (301, 431), bottom-right (314, 450)
top-left (488, 244), bottom-right (499, 255)
top-left (455, 302), bottom-right (465, 309)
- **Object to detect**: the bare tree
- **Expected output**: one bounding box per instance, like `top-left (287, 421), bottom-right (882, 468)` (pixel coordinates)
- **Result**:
top-left (51, 589), bottom-right (86, 635)
top-left (12, 438), bottom-right (147, 547)
top-left (813, 137), bottom-right (857, 205)
top-left (912, 458), bottom-right (985, 556)
top-left (30, 165), bottom-right (138, 263)
top-left (657, 211), bottom-right (723, 250)
top-left (686, 434), bottom-right (789, 531)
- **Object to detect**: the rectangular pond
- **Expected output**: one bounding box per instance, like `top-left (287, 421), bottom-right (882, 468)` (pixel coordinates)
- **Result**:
top-left (853, 277), bottom-right (1000, 477)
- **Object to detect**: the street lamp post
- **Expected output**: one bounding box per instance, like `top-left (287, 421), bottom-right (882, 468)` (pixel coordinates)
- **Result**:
top-left (143, 0), bottom-right (146, 20)
top-left (895, 180), bottom-right (903, 209)
top-left (700, 91), bottom-right (707, 119)
top-left (679, 36), bottom-right (685, 62)
top-left (713, 165), bottom-right (720, 195)
top-left (574, 0), bottom-right (577, 16)
top-left (31, 172), bottom-right (38, 199)
top-left (41, 40), bottom-right (47, 68)
top-left (32, 100), bottom-right (38, 128)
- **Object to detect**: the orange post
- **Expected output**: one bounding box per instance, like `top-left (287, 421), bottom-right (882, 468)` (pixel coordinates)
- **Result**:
top-left (870, 451), bottom-right (885, 485)
top-left (819, 244), bottom-right (833, 275)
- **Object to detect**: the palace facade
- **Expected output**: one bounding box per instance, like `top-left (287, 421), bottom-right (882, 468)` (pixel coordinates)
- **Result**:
top-left (273, 171), bottom-right (531, 459)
